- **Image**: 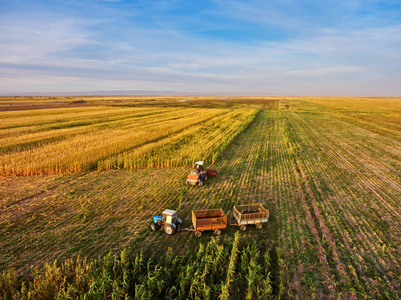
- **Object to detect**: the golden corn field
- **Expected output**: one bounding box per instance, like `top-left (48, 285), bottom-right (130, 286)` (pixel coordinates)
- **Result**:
top-left (1, 96), bottom-right (401, 299)
top-left (0, 104), bottom-right (258, 175)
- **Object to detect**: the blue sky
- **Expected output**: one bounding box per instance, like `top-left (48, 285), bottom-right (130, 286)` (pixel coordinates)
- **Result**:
top-left (0, 0), bottom-right (400, 96)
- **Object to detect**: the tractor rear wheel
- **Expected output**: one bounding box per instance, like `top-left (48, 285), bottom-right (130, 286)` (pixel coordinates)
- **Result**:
top-left (256, 223), bottom-right (263, 229)
top-left (214, 229), bottom-right (221, 236)
top-left (151, 223), bottom-right (157, 231)
top-left (240, 225), bottom-right (247, 231)
top-left (195, 231), bottom-right (202, 238)
top-left (164, 224), bottom-right (175, 235)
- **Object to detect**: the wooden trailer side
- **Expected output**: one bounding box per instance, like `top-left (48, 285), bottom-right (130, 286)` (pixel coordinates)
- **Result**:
top-left (192, 208), bottom-right (227, 231)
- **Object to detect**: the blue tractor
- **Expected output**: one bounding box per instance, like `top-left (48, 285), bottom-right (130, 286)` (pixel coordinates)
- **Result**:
top-left (151, 209), bottom-right (182, 235)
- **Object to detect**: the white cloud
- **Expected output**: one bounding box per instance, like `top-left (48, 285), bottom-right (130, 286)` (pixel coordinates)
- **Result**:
top-left (0, 17), bottom-right (94, 64)
top-left (0, 0), bottom-right (400, 95)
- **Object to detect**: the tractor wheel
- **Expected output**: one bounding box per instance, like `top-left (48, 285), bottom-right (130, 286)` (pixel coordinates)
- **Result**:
top-left (205, 175), bottom-right (208, 181)
top-left (214, 229), bottom-right (221, 236)
top-left (199, 180), bottom-right (203, 186)
top-left (240, 225), bottom-right (247, 231)
top-left (164, 224), bottom-right (175, 235)
top-left (186, 180), bottom-right (189, 185)
top-left (256, 223), bottom-right (263, 230)
top-left (195, 231), bottom-right (202, 238)
top-left (151, 223), bottom-right (158, 231)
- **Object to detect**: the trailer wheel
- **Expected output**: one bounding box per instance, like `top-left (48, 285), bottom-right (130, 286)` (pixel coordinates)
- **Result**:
top-left (164, 224), bottom-right (175, 235)
top-left (195, 231), bottom-right (202, 238)
top-left (151, 223), bottom-right (158, 231)
top-left (256, 223), bottom-right (263, 229)
top-left (240, 225), bottom-right (247, 231)
top-left (214, 229), bottom-right (221, 236)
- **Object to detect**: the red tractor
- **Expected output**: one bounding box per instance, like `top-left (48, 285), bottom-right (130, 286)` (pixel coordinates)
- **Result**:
top-left (186, 161), bottom-right (217, 186)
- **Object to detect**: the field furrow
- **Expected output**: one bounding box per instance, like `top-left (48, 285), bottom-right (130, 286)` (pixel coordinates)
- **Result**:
top-left (284, 110), bottom-right (401, 296)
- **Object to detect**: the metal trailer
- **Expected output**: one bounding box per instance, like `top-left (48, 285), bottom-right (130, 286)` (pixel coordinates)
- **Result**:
top-left (184, 208), bottom-right (227, 237)
top-left (232, 204), bottom-right (269, 231)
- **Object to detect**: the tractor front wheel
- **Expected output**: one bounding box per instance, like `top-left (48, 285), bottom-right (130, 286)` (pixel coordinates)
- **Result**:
top-left (164, 224), bottom-right (175, 235)
top-left (151, 223), bottom-right (158, 231)
top-left (195, 231), bottom-right (202, 238)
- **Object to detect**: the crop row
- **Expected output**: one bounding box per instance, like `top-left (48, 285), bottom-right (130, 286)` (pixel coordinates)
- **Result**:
top-left (292, 98), bottom-right (401, 138)
top-left (0, 106), bottom-right (257, 175)
top-left (282, 109), bottom-right (401, 297)
top-left (0, 233), bottom-right (273, 299)
top-left (98, 109), bottom-right (258, 170)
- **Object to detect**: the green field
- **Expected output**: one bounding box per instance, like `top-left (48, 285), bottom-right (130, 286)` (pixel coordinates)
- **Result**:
top-left (1, 97), bottom-right (401, 299)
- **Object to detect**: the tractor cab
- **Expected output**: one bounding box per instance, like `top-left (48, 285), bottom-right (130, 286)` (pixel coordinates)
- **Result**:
top-left (193, 161), bottom-right (204, 172)
top-left (151, 209), bottom-right (182, 235)
top-left (162, 209), bottom-right (180, 224)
